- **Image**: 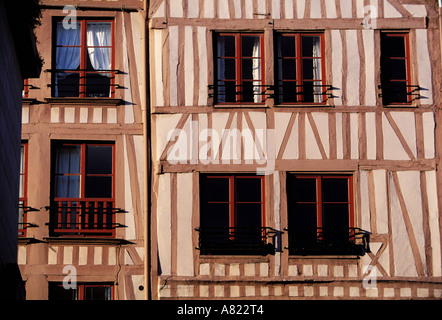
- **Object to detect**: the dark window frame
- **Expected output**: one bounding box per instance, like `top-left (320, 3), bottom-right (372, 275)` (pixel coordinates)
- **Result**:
top-left (52, 18), bottom-right (116, 98)
top-left (286, 173), bottom-right (368, 256)
top-left (213, 32), bottom-right (266, 105)
top-left (380, 32), bottom-right (412, 105)
top-left (198, 174), bottom-right (277, 255)
top-left (18, 142), bottom-right (28, 237)
top-left (275, 32), bottom-right (327, 105)
top-left (49, 282), bottom-right (114, 300)
top-left (50, 141), bottom-right (116, 237)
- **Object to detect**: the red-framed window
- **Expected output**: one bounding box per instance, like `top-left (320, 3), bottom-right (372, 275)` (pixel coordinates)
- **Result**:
top-left (198, 174), bottom-right (276, 255)
top-left (276, 33), bottom-right (326, 104)
top-left (18, 142), bottom-right (28, 237)
top-left (53, 18), bottom-right (115, 98)
top-left (214, 33), bottom-right (265, 104)
top-left (49, 282), bottom-right (114, 300)
top-left (50, 141), bottom-right (115, 237)
top-left (23, 79), bottom-right (29, 98)
top-left (380, 32), bottom-right (412, 105)
top-left (287, 174), bottom-right (362, 255)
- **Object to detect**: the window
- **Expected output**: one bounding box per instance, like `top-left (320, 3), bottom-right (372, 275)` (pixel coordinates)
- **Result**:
top-left (380, 32), bottom-right (411, 105)
top-left (287, 174), bottom-right (369, 255)
top-left (53, 19), bottom-right (115, 98)
top-left (198, 174), bottom-right (276, 255)
top-left (214, 33), bottom-right (265, 104)
top-left (18, 143), bottom-right (28, 237)
top-left (50, 142), bottom-right (115, 236)
top-left (276, 33), bottom-right (326, 104)
top-left (49, 283), bottom-right (113, 300)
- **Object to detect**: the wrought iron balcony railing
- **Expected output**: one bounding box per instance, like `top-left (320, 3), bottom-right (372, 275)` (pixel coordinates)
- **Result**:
top-left (48, 200), bottom-right (124, 237)
top-left (286, 227), bottom-right (371, 256)
top-left (196, 227), bottom-right (277, 256)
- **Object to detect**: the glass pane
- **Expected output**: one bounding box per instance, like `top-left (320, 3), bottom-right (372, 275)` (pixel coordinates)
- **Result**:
top-left (217, 35), bottom-right (236, 57)
top-left (242, 36), bottom-right (260, 57)
top-left (86, 146), bottom-right (113, 174)
top-left (281, 59), bottom-right (297, 80)
top-left (278, 81), bottom-right (298, 103)
top-left (302, 36), bottom-right (321, 57)
top-left (55, 175), bottom-right (81, 198)
top-left (56, 21), bottom-right (81, 46)
top-left (217, 81), bottom-right (236, 103)
top-left (55, 72), bottom-right (80, 97)
top-left (382, 35), bottom-right (405, 58)
top-left (86, 22), bottom-right (112, 47)
top-left (85, 286), bottom-right (112, 300)
top-left (322, 178), bottom-right (349, 202)
top-left (242, 59), bottom-right (261, 80)
top-left (383, 82), bottom-right (408, 104)
top-left (49, 284), bottom-right (78, 300)
top-left (388, 59), bottom-right (407, 80)
top-left (236, 178), bottom-right (261, 202)
top-left (322, 203), bottom-right (350, 242)
top-left (56, 47), bottom-right (81, 70)
top-left (19, 175), bottom-right (24, 198)
top-left (202, 177), bottom-right (230, 202)
top-left (201, 203), bottom-right (230, 229)
top-left (278, 36), bottom-right (296, 57)
top-left (236, 203), bottom-right (262, 229)
top-left (55, 146), bottom-right (81, 174)
top-left (302, 59), bottom-right (322, 80)
top-left (288, 203), bottom-right (317, 244)
top-left (217, 59), bottom-right (236, 80)
top-left (20, 145), bottom-right (25, 174)
top-left (85, 176), bottom-right (112, 198)
top-left (242, 81), bottom-right (261, 103)
top-left (288, 177), bottom-right (317, 202)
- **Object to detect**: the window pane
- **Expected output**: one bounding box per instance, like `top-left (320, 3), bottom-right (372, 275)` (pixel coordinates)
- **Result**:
top-left (302, 59), bottom-right (322, 80)
top-left (236, 178), bottom-right (261, 202)
top-left (202, 177), bottom-right (230, 202)
top-left (278, 82), bottom-right (298, 103)
top-left (55, 176), bottom-right (81, 198)
top-left (201, 203), bottom-right (230, 229)
top-left (85, 286), bottom-right (112, 300)
top-left (217, 81), bottom-right (237, 103)
top-left (322, 203), bottom-right (350, 242)
top-left (55, 146), bottom-right (81, 174)
top-left (288, 177), bottom-right (317, 202)
top-left (278, 36), bottom-right (296, 57)
top-left (288, 203), bottom-right (318, 244)
top-left (382, 35), bottom-right (405, 58)
top-left (217, 36), bottom-right (236, 57)
top-left (217, 59), bottom-right (236, 80)
top-left (281, 59), bottom-right (297, 80)
top-left (236, 203), bottom-right (262, 229)
top-left (55, 72), bottom-right (80, 97)
top-left (49, 285), bottom-right (78, 300)
top-left (322, 178), bottom-right (349, 202)
top-left (242, 59), bottom-right (261, 80)
top-left (86, 146), bottom-right (113, 174)
top-left (387, 59), bottom-right (407, 80)
top-left (85, 176), bottom-right (112, 198)
top-left (242, 36), bottom-right (260, 57)
top-left (302, 36), bottom-right (321, 57)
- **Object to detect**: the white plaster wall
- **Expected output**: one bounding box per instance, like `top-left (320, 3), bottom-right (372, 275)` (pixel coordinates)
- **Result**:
top-left (177, 173), bottom-right (194, 276)
top-left (157, 173), bottom-right (171, 275)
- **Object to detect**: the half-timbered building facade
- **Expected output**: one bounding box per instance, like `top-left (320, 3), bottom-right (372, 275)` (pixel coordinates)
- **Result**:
top-left (149, 0), bottom-right (442, 299)
top-left (18, 0), bottom-right (149, 300)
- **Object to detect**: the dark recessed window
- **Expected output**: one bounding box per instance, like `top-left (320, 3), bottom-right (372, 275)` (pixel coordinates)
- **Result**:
top-left (54, 19), bottom-right (115, 98)
top-left (276, 33), bottom-right (326, 104)
top-left (380, 32), bottom-right (411, 105)
top-left (214, 33), bottom-right (264, 104)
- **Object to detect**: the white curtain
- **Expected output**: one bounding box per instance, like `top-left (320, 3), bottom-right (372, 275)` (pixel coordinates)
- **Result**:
top-left (56, 21), bottom-right (81, 70)
top-left (251, 37), bottom-right (261, 103)
top-left (311, 36), bottom-right (322, 103)
top-left (87, 22), bottom-right (112, 74)
top-left (55, 146), bottom-right (81, 198)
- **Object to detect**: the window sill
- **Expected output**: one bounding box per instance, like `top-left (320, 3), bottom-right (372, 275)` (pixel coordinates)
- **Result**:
top-left (274, 104), bottom-right (332, 108)
top-left (199, 255), bottom-right (271, 262)
top-left (45, 97), bottom-right (123, 106)
top-left (43, 237), bottom-right (133, 245)
top-left (382, 104), bottom-right (417, 108)
top-left (213, 104), bottom-right (268, 109)
top-left (289, 255), bottom-right (361, 260)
